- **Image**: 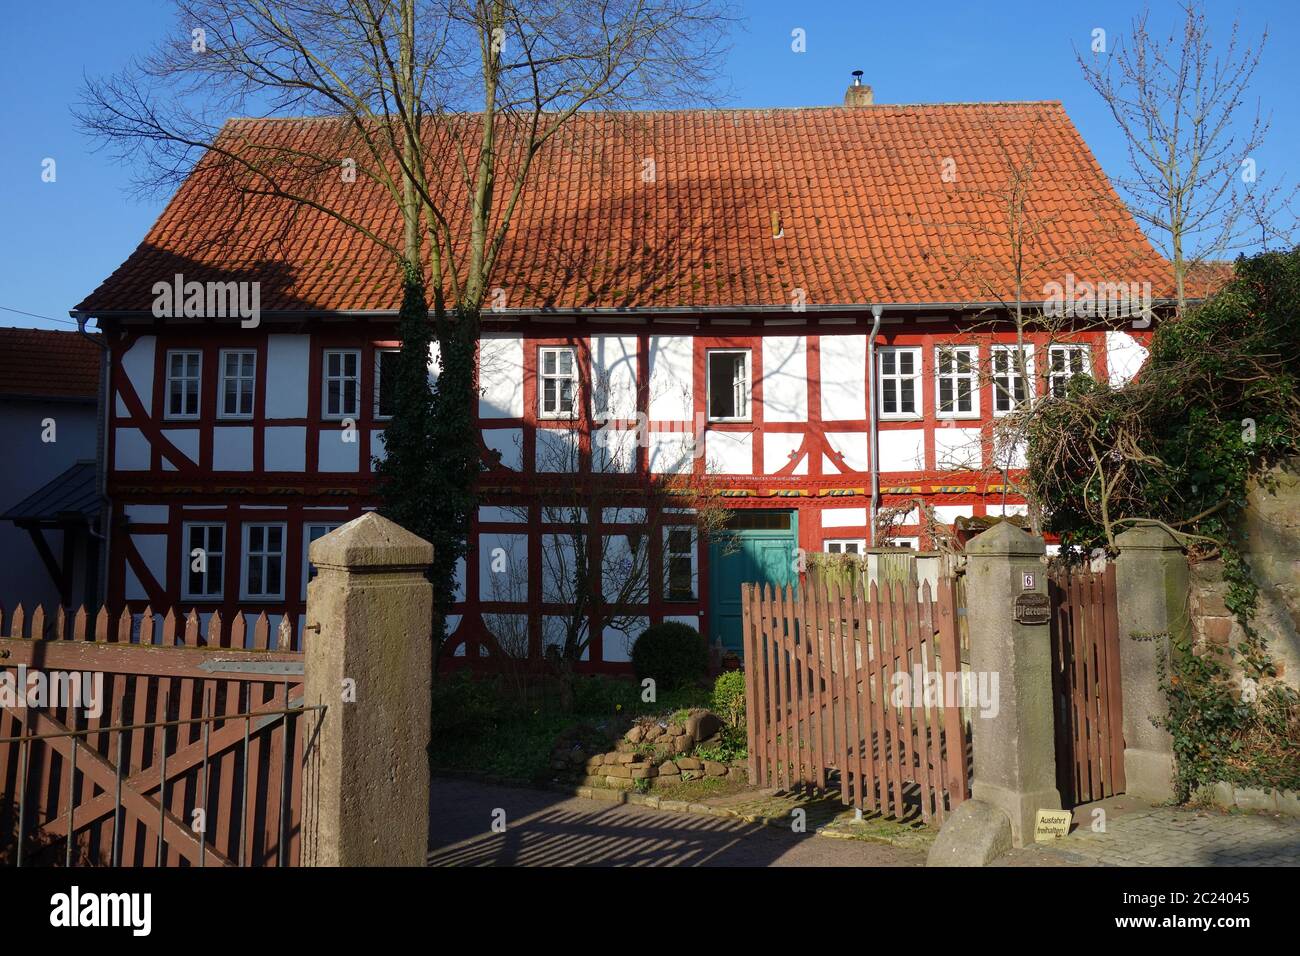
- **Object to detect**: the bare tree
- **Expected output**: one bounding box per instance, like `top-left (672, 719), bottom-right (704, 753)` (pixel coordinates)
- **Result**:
top-left (1077, 2), bottom-right (1296, 312)
top-left (77, 0), bottom-right (732, 650)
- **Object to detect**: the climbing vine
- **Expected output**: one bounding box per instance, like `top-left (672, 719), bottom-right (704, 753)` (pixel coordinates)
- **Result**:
top-left (1025, 247), bottom-right (1300, 794)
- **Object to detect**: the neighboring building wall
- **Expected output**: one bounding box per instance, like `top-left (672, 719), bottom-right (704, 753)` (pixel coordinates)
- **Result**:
top-left (102, 317), bottom-right (1140, 665)
top-left (0, 395), bottom-right (98, 611)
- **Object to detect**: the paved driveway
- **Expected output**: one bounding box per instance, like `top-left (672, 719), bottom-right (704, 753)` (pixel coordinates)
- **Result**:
top-left (428, 778), bottom-right (925, 867)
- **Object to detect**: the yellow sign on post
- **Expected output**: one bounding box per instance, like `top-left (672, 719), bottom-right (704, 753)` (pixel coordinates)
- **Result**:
top-left (1033, 809), bottom-right (1073, 841)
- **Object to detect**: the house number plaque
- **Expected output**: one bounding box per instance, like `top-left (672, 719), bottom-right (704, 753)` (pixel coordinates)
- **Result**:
top-left (1013, 592), bottom-right (1050, 625)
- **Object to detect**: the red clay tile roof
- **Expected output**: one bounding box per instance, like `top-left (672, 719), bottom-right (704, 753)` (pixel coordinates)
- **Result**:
top-left (76, 103), bottom-right (1172, 314)
top-left (0, 327), bottom-right (101, 400)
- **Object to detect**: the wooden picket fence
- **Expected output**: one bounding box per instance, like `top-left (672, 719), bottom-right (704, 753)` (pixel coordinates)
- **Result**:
top-left (0, 603), bottom-right (317, 867)
top-left (1048, 565), bottom-right (1126, 807)
top-left (741, 577), bottom-right (970, 825)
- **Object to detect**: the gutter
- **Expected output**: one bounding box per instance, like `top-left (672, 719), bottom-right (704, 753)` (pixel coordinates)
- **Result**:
top-left (72, 312), bottom-right (112, 604)
top-left (867, 304), bottom-right (883, 546)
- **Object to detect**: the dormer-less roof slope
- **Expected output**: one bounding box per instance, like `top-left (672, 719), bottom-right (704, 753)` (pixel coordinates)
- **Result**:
top-left (75, 103), bottom-right (1172, 315)
top-left (0, 327), bottom-right (101, 399)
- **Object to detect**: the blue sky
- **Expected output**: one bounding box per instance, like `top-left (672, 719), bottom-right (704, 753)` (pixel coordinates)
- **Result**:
top-left (1, 0), bottom-right (1296, 331)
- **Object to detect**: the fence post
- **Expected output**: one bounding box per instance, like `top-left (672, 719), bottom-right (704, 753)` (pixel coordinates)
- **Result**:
top-left (1113, 525), bottom-right (1185, 802)
top-left (929, 521), bottom-right (1060, 864)
top-left (300, 513), bottom-right (433, 867)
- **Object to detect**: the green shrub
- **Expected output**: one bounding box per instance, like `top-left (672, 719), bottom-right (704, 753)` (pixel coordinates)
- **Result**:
top-left (631, 622), bottom-right (708, 693)
top-left (712, 670), bottom-right (746, 729)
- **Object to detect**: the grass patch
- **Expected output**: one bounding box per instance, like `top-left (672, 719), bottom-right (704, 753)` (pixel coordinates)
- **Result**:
top-left (652, 775), bottom-right (750, 803)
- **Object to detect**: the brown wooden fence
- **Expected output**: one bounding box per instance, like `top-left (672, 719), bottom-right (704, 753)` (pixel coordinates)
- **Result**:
top-left (741, 577), bottom-right (970, 825)
top-left (0, 604), bottom-right (316, 867)
top-left (1048, 565), bottom-right (1126, 807)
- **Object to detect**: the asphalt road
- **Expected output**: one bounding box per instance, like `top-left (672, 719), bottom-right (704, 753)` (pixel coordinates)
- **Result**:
top-left (428, 777), bottom-right (926, 867)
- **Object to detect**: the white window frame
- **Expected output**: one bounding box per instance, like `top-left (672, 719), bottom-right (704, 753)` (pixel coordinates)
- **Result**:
top-left (181, 522), bottom-right (225, 600)
top-left (823, 538), bottom-right (866, 555)
top-left (662, 525), bottom-right (698, 601)
top-left (1048, 344), bottom-right (1091, 399)
top-left (373, 348), bottom-right (400, 421)
top-left (705, 349), bottom-right (752, 423)
top-left (322, 349), bottom-right (361, 420)
top-left (538, 346), bottom-right (579, 420)
top-left (877, 346), bottom-right (922, 420)
top-left (884, 537), bottom-right (919, 550)
top-left (991, 344), bottom-right (1035, 416)
top-left (934, 345), bottom-right (980, 419)
top-left (302, 522), bottom-right (342, 599)
top-left (164, 349), bottom-right (202, 420)
top-left (217, 349), bottom-right (256, 420)
top-left (240, 522), bottom-right (287, 601)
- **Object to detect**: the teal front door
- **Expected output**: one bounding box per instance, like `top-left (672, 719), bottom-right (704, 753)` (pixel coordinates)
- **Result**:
top-left (709, 511), bottom-right (798, 657)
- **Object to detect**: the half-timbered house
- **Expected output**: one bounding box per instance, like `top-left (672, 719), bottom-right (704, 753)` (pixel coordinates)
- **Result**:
top-left (72, 84), bottom-right (1171, 667)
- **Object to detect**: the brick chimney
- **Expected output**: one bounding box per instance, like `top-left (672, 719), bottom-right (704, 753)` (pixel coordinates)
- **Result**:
top-left (844, 70), bottom-right (874, 107)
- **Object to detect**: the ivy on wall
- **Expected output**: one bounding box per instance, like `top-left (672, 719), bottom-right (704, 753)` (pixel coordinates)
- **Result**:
top-left (1025, 247), bottom-right (1300, 796)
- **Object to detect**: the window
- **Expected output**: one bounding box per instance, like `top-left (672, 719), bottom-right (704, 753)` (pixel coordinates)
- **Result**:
top-left (374, 350), bottom-right (400, 420)
top-left (664, 527), bottom-right (697, 601)
top-left (991, 345), bottom-right (1034, 414)
top-left (323, 350), bottom-right (361, 419)
top-left (878, 347), bottom-right (921, 418)
top-left (824, 539), bottom-right (866, 555)
top-left (218, 350), bottom-right (256, 419)
top-left (242, 523), bottom-right (286, 600)
top-left (302, 522), bottom-right (342, 599)
top-left (1048, 345), bottom-right (1090, 398)
top-left (707, 350), bottom-right (750, 421)
top-left (885, 537), bottom-right (919, 550)
top-left (182, 523), bottom-right (224, 599)
top-left (539, 346), bottom-right (578, 419)
top-left (936, 346), bottom-right (978, 418)
top-left (165, 350), bottom-right (202, 419)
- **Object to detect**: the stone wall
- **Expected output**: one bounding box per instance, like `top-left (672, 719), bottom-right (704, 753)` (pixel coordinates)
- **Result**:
top-left (1189, 458), bottom-right (1300, 691)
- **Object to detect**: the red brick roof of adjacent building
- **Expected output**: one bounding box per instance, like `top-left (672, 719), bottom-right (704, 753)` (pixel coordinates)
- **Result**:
top-left (0, 327), bottom-right (102, 400)
top-left (75, 102), bottom-right (1175, 315)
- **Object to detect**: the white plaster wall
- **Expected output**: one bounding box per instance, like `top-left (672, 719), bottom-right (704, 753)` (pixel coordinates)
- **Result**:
top-left (601, 618), bottom-right (649, 664)
top-left (706, 430), bottom-right (752, 474)
top-left (648, 336), bottom-right (693, 421)
top-left (593, 425), bottom-right (638, 473)
top-left (129, 534), bottom-right (168, 599)
top-left (264, 426), bottom-right (306, 471)
top-left (479, 334), bottom-right (525, 418)
top-left (877, 429), bottom-right (926, 471)
top-left (820, 334), bottom-right (867, 421)
top-left (536, 428), bottom-right (580, 472)
top-left (124, 505), bottom-right (169, 524)
top-left (161, 429), bottom-right (200, 470)
top-left (648, 432), bottom-right (694, 474)
top-left (265, 335), bottom-right (310, 418)
top-left (213, 426), bottom-right (254, 471)
top-left (763, 432), bottom-right (807, 474)
top-left (483, 428), bottom-right (522, 471)
top-left (826, 431), bottom-right (869, 472)
top-left (761, 336), bottom-right (808, 422)
top-left (590, 335), bottom-right (638, 419)
top-left (1106, 331), bottom-right (1148, 387)
top-left (932, 505), bottom-right (975, 523)
top-left (120, 335), bottom-right (155, 415)
top-left (934, 427), bottom-right (984, 471)
top-left (479, 532), bottom-right (528, 601)
top-left (822, 507), bottom-right (868, 528)
top-left (318, 431), bottom-right (359, 472)
top-left (114, 428), bottom-right (151, 470)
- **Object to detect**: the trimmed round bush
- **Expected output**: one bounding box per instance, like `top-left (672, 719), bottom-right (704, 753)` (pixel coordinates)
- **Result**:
top-left (632, 622), bottom-right (708, 692)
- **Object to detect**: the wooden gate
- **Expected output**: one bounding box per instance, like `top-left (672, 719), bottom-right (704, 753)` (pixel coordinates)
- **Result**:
top-left (741, 577), bottom-right (970, 825)
top-left (0, 604), bottom-right (317, 867)
top-left (1048, 565), bottom-right (1126, 807)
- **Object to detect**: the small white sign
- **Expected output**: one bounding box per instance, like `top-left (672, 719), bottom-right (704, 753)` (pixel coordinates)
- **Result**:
top-left (1022, 571), bottom-right (1036, 590)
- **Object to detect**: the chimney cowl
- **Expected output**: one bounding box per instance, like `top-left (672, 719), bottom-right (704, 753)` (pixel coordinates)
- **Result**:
top-left (844, 71), bottom-right (874, 107)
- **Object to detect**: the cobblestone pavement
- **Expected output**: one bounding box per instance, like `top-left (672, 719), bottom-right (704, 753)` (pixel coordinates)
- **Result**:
top-left (1000, 795), bottom-right (1300, 867)
top-left (428, 777), bottom-right (926, 866)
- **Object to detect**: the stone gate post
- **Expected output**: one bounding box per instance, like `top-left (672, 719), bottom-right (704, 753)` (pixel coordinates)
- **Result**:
top-left (1113, 524), bottom-right (1185, 802)
top-left (300, 513), bottom-right (433, 867)
top-left (929, 521), bottom-right (1061, 864)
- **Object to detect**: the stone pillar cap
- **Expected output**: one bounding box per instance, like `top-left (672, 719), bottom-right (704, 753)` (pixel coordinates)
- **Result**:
top-left (1115, 523), bottom-right (1184, 552)
top-left (309, 513), bottom-right (434, 570)
top-left (965, 519), bottom-right (1045, 557)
